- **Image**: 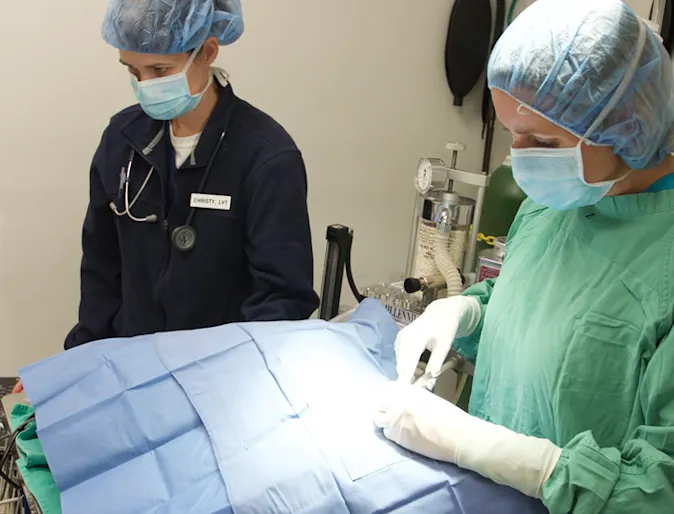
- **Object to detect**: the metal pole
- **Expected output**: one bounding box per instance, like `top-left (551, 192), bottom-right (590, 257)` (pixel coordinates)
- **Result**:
top-left (464, 185), bottom-right (487, 273)
top-left (405, 193), bottom-right (423, 277)
top-left (652, 0), bottom-right (667, 30)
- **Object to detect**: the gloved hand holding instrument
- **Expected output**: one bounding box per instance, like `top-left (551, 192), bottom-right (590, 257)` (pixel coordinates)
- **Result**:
top-left (394, 296), bottom-right (481, 390)
top-left (383, 295), bottom-right (561, 499)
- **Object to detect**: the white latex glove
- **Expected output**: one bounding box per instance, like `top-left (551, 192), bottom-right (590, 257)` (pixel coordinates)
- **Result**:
top-left (374, 382), bottom-right (562, 499)
top-left (395, 296), bottom-right (481, 388)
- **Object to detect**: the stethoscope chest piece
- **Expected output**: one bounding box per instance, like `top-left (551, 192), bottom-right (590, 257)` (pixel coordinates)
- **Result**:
top-left (172, 225), bottom-right (197, 252)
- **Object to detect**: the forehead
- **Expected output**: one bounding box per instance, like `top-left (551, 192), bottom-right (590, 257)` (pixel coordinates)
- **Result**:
top-left (491, 88), bottom-right (571, 137)
top-left (118, 50), bottom-right (187, 68)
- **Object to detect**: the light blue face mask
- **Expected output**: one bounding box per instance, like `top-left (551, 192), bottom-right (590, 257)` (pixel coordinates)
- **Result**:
top-left (509, 19), bottom-right (646, 211)
top-left (510, 144), bottom-right (631, 210)
top-left (131, 46), bottom-right (213, 121)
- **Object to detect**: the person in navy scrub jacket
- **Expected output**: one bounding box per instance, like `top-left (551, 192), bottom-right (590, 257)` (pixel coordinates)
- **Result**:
top-left (64, 0), bottom-right (319, 349)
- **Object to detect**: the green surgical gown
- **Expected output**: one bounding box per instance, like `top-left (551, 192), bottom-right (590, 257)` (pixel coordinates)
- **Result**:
top-left (455, 192), bottom-right (674, 514)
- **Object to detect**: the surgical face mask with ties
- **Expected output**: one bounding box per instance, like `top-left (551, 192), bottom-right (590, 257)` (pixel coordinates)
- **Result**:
top-left (509, 19), bottom-right (646, 211)
top-left (131, 45), bottom-right (214, 121)
top-left (510, 141), bottom-right (633, 211)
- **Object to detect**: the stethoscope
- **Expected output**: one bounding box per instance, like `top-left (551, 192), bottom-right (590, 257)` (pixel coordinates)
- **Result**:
top-left (109, 129), bottom-right (227, 252)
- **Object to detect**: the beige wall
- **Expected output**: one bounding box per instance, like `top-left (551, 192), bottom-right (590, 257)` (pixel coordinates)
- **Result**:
top-left (624, 0), bottom-right (655, 19)
top-left (0, 0), bottom-right (511, 373)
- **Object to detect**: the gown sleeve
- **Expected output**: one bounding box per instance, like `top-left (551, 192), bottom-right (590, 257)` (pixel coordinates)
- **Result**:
top-left (65, 131), bottom-right (123, 349)
top-left (542, 328), bottom-right (674, 513)
top-left (240, 149), bottom-right (319, 321)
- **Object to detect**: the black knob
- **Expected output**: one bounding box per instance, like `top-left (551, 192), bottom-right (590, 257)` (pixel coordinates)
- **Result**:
top-left (404, 278), bottom-right (422, 293)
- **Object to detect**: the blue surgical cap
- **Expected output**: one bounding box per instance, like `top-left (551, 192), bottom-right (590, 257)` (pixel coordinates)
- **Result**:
top-left (102, 0), bottom-right (244, 54)
top-left (487, 0), bottom-right (674, 170)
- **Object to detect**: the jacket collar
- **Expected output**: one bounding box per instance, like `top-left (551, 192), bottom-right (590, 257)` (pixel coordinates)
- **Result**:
top-left (120, 68), bottom-right (237, 172)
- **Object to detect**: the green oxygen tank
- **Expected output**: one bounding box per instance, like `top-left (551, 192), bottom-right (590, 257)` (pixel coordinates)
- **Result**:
top-left (476, 155), bottom-right (526, 253)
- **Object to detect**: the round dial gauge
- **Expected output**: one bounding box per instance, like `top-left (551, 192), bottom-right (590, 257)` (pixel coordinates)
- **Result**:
top-left (415, 158), bottom-right (435, 194)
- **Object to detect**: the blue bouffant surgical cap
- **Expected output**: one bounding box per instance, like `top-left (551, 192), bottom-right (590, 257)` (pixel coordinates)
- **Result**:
top-left (487, 0), bottom-right (674, 170)
top-left (102, 0), bottom-right (244, 54)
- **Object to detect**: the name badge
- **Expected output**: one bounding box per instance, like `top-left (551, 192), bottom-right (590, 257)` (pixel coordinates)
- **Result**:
top-left (190, 193), bottom-right (232, 211)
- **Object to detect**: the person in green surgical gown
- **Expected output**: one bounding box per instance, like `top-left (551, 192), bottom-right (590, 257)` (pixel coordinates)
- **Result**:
top-left (374, 1), bottom-right (674, 513)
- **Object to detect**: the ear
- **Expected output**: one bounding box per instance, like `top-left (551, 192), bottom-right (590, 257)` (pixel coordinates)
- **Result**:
top-left (201, 36), bottom-right (220, 66)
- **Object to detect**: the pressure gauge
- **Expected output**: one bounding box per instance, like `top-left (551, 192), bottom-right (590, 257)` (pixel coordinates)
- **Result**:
top-left (415, 158), bottom-right (447, 194)
top-left (415, 159), bottom-right (433, 193)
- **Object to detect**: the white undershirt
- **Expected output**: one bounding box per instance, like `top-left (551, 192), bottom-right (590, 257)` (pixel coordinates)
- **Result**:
top-left (169, 67), bottom-right (229, 169)
top-left (170, 124), bottom-right (202, 169)
top-left (168, 68), bottom-right (229, 168)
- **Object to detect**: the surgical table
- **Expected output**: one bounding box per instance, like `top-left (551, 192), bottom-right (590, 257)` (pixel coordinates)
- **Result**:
top-left (6, 302), bottom-right (547, 514)
top-left (0, 379), bottom-right (41, 514)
